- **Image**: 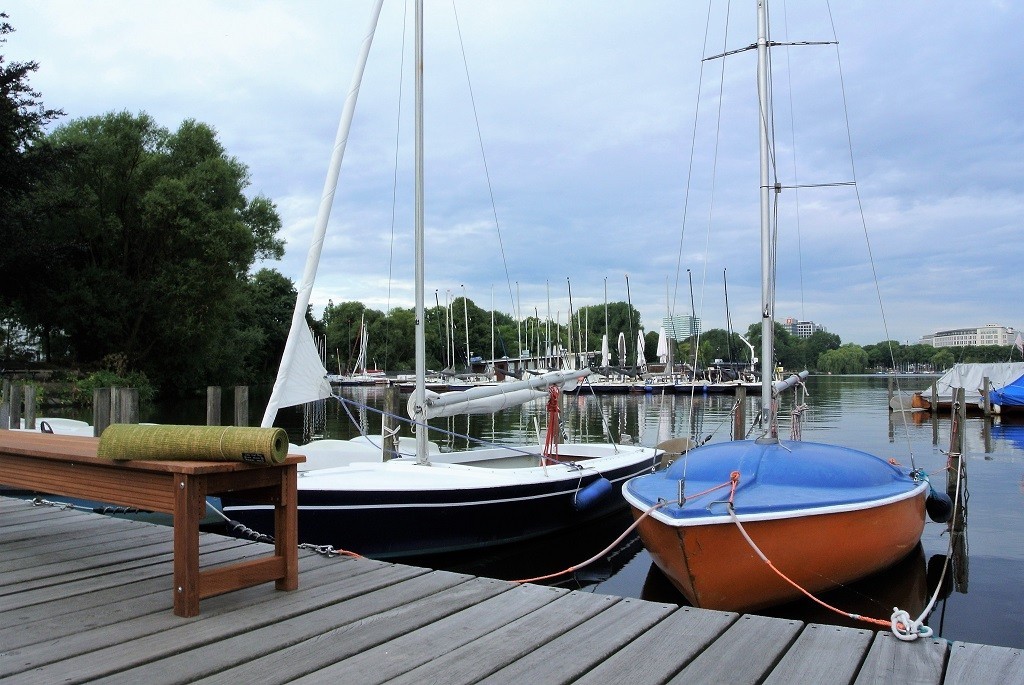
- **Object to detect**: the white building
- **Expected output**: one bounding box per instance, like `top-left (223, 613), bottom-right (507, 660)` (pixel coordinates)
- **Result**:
top-left (920, 324), bottom-right (1018, 348)
top-left (783, 317), bottom-right (825, 339)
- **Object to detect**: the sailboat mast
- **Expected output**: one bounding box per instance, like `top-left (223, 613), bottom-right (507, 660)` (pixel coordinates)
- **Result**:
top-left (413, 0), bottom-right (429, 463)
top-left (756, 0), bottom-right (776, 439)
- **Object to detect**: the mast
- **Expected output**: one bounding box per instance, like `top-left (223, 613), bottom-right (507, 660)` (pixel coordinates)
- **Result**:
top-left (413, 0), bottom-right (429, 463)
top-left (756, 0), bottom-right (776, 440)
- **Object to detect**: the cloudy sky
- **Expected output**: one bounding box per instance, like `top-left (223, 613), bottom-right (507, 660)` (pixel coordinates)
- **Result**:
top-left (5, 1), bottom-right (1022, 346)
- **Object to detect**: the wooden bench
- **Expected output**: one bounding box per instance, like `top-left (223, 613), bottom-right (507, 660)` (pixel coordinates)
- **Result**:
top-left (0, 430), bottom-right (303, 617)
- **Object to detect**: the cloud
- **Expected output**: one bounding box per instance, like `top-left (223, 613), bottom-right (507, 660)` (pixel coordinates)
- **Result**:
top-left (5, 0), bottom-right (1021, 347)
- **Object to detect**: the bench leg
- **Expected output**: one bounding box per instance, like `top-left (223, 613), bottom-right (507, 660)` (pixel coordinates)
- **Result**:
top-left (173, 474), bottom-right (205, 617)
top-left (275, 464), bottom-right (299, 591)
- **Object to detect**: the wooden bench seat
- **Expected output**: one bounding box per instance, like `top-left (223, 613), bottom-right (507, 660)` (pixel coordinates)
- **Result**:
top-left (0, 430), bottom-right (303, 617)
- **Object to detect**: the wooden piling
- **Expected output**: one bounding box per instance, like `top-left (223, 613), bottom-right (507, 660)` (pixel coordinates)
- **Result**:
top-left (234, 386), bottom-right (249, 427)
top-left (207, 386), bottom-right (222, 426)
top-left (23, 385), bottom-right (36, 430)
top-left (118, 388), bottom-right (140, 424)
top-left (733, 385), bottom-right (746, 440)
top-left (93, 388), bottom-right (112, 436)
top-left (8, 384), bottom-right (22, 430)
top-left (382, 385), bottom-right (398, 460)
top-left (981, 376), bottom-right (991, 417)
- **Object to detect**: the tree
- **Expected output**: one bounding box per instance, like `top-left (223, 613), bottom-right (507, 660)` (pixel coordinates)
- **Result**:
top-left (20, 112), bottom-right (284, 393)
top-left (0, 14), bottom-right (67, 358)
top-left (817, 344), bottom-right (870, 374)
top-left (931, 349), bottom-right (955, 371)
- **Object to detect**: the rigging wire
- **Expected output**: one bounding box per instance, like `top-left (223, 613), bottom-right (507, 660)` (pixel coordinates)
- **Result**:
top-left (383, 0), bottom-right (410, 376)
top-left (450, 0), bottom-right (518, 318)
top-left (823, 0), bottom-right (917, 468)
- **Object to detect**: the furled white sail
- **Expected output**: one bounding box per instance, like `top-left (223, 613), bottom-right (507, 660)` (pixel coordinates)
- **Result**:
top-left (636, 329), bottom-right (647, 374)
top-left (260, 0), bottom-right (386, 428)
top-left (656, 327), bottom-right (668, 364)
top-left (601, 334), bottom-right (610, 368)
top-left (410, 369), bottom-right (593, 420)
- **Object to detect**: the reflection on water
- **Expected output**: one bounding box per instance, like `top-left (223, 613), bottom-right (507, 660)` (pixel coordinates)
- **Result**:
top-left (188, 376), bottom-right (1024, 648)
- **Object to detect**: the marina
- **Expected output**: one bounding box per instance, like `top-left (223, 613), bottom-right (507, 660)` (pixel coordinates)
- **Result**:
top-left (1, 495), bottom-right (1020, 684)
top-left (280, 375), bottom-right (1024, 651)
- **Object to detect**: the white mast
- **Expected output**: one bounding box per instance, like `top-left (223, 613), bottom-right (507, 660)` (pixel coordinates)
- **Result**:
top-left (412, 0), bottom-right (429, 464)
top-left (756, 0), bottom-right (776, 440)
top-left (261, 0), bottom-right (386, 428)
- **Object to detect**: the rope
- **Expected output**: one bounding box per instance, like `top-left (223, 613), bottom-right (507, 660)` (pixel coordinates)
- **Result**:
top-left (206, 499), bottom-right (363, 559)
top-left (512, 498), bottom-right (675, 585)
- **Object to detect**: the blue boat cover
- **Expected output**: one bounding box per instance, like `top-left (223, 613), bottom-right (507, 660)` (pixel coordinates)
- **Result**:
top-left (624, 439), bottom-right (922, 521)
top-left (989, 372), bottom-right (1024, 407)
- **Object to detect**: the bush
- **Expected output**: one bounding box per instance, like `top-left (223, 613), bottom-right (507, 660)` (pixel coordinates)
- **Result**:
top-left (77, 370), bottom-right (156, 405)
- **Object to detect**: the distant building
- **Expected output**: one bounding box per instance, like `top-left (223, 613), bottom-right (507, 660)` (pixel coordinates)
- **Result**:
top-left (664, 315), bottom-right (700, 340)
top-left (783, 317), bottom-right (825, 339)
top-left (920, 324), bottom-right (1018, 348)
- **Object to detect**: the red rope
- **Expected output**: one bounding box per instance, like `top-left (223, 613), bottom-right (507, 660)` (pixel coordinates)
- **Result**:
top-left (542, 385), bottom-right (561, 463)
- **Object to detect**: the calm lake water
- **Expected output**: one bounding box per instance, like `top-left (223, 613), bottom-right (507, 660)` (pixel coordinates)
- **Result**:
top-left (121, 375), bottom-right (1024, 649)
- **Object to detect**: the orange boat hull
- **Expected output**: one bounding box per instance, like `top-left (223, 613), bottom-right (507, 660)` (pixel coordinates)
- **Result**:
top-left (631, 491), bottom-right (927, 612)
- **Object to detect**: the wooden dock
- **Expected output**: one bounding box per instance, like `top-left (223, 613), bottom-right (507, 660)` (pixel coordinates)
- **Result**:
top-left (1, 496), bottom-right (1020, 684)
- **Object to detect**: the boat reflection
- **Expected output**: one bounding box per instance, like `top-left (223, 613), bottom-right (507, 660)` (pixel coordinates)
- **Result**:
top-left (641, 543), bottom-right (951, 631)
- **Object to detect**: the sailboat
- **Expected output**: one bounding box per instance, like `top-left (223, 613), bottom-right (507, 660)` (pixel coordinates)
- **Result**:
top-left (621, 1), bottom-right (929, 612)
top-left (222, 0), bottom-right (662, 559)
top-left (328, 314), bottom-right (388, 386)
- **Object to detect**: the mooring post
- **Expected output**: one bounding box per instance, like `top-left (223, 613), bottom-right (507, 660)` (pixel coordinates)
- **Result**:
top-left (119, 388), bottom-right (140, 424)
top-left (981, 376), bottom-right (991, 417)
top-left (733, 385), bottom-right (746, 440)
top-left (110, 386), bottom-right (121, 424)
top-left (887, 373), bottom-right (894, 408)
top-left (234, 386), bottom-right (249, 427)
top-left (9, 383), bottom-right (22, 430)
top-left (207, 386), bottom-right (222, 426)
top-left (23, 384), bottom-right (36, 430)
top-left (0, 379), bottom-right (10, 430)
top-left (93, 388), bottom-right (112, 436)
top-left (382, 384), bottom-right (398, 460)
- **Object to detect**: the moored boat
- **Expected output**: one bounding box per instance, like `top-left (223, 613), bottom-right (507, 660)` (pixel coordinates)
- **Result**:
top-left (621, 0), bottom-right (929, 615)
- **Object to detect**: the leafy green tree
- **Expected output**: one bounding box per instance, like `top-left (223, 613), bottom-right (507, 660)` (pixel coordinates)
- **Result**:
top-left (817, 344), bottom-right (870, 374)
top-left (22, 111), bottom-right (283, 393)
top-left (0, 15), bottom-right (67, 360)
top-left (931, 349), bottom-right (955, 371)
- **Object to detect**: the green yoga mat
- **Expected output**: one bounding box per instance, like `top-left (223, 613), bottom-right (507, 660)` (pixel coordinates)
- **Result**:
top-left (97, 424), bottom-right (289, 465)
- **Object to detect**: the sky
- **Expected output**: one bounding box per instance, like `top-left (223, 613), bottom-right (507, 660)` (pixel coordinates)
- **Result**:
top-left (4, 1), bottom-right (1022, 347)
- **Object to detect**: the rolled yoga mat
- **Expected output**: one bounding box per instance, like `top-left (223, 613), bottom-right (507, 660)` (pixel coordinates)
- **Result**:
top-left (97, 424), bottom-right (289, 464)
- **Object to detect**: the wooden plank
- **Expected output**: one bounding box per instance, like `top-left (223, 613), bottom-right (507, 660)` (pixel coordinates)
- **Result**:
top-left (92, 569), bottom-right (476, 685)
top-left (945, 642), bottom-right (1024, 682)
top-left (2, 557), bottom-right (427, 682)
top-left (386, 590), bottom-right (623, 684)
top-left (288, 583), bottom-right (567, 685)
top-left (145, 574), bottom-right (513, 685)
top-left (0, 529), bottom-right (174, 579)
top-left (477, 597), bottom-right (677, 685)
top-left (0, 542), bottom-right (277, 651)
top-left (0, 522), bottom-right (171, 563)
top-left (763, 623), bottom-right (874, 684)
top-left (668, 613), bottom-right (804, 685)
top-left (853, 631), bottom-right (947, 685)
top-left (573, 605), bottom-right (738, 684)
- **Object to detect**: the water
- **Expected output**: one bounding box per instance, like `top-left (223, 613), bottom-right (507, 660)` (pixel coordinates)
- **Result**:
top-left (145, 376), bottom-right (1024, 649)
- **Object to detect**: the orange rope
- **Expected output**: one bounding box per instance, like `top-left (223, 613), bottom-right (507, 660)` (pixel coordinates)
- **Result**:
top-left (511, 499), bottom-right (673, 584)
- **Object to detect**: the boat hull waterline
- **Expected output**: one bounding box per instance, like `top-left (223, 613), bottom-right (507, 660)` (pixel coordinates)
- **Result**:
top-left (623, 439), bottom-right (928, 612)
